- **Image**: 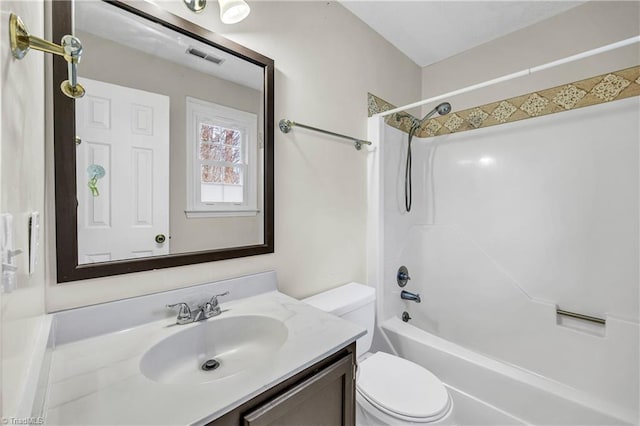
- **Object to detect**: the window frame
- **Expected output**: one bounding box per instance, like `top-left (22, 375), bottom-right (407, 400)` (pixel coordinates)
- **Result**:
top-left (185, 96), bottom-right (259, 218)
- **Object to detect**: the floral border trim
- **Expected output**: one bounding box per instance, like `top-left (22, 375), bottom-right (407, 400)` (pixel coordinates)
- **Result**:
top-left (368, 93), bottom-right (416, 134)
top-left (368, 65), bottom-right (640, 139)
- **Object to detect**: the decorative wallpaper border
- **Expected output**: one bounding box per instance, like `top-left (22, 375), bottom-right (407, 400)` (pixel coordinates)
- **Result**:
top-left (368, 65), bottom-right (640, 139)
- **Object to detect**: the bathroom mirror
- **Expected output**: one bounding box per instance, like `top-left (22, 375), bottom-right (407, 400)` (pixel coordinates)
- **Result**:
top-left (53, 0), bottom-right (274, 282)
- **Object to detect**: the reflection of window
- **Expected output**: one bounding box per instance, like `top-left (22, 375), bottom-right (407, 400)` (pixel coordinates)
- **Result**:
top-left (199, 124), bottom-right (243, 203)
top-left (186, 97), bottom-right (258, 217)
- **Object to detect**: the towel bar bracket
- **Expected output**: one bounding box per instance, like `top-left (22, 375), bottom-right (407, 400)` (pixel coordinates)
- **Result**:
top-left (9, 13), bottom-right (85, 99)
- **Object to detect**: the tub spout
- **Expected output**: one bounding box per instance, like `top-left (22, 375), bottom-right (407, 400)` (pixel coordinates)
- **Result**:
top-left (401, 290), bottom-right (421, 303)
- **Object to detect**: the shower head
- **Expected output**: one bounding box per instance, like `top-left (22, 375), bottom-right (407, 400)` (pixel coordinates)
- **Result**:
top-left (416, 101), bottom-right (452, 127)
top-left (435, 102), bottom-right (452, 115)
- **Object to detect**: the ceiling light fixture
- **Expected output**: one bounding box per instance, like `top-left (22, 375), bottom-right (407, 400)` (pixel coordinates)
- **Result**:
top-left (218, 0), bottom-right (250, 24)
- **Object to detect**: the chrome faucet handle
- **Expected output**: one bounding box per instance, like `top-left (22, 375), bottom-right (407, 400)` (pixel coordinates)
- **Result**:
top-left (209, 291), bottom-right (230, 305)
top-left (397, 266), bottom-right (411, 287)
top-left (204, 291), bottom-right (229, 318)
top-left (166, 302), bottom-right (192, 324)
top-left (398, 270), bottom-right (410, 281)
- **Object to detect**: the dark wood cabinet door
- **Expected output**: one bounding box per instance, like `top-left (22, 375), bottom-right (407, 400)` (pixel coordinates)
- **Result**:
top-left (207, 343), bottom-right (356, 426)
top-left (242, 354), bottom-right (355, 426)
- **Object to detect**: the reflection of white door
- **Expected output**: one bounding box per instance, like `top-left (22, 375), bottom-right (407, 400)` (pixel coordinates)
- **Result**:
top-left (76, 78), bottom-right (170, 264)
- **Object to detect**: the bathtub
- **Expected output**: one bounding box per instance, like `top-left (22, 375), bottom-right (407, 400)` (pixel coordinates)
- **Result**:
top-left (381, 317), bottom-right (636, 426)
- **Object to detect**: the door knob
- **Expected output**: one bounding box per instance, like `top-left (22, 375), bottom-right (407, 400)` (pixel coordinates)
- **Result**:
top-left (155, 234), bottom-right (166, 244)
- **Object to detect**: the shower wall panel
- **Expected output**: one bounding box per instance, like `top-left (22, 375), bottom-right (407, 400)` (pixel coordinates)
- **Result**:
top-left (380, 97), bottom-right (639, 417)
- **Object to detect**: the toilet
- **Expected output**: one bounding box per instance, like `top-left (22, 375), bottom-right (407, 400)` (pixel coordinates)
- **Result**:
top-left (304, 283), bottom-right (455, 425)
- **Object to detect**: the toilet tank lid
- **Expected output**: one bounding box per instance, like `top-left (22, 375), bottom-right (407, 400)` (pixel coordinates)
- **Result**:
top-left (302, 283), bottom-right (375, 316)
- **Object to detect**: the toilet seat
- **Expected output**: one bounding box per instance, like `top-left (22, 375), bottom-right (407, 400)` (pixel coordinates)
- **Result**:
top-left (357, 352), bottom-right (452, 423)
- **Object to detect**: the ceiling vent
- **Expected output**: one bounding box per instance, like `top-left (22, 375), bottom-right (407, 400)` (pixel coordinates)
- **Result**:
top-left (186, 47), bottom-right (225, 65)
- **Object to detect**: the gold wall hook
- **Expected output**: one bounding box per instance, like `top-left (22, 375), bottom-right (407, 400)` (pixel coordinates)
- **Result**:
top-left (9, 13), bottom-right (85, 99)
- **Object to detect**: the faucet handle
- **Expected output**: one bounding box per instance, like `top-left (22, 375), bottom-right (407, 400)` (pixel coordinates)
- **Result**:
top-left (209, 291), bottom-right (229, 306)
top-left (166, 302), bottom-right (192, 324)
top-left (397, 266), bottom-right (411, 287)
top-left (203, 291), bottom-right (229, 318)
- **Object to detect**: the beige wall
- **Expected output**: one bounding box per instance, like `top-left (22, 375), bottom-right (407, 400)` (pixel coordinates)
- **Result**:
top-left (0, 1), bottom-right (46, 417)
top-left (77, 31), bottom-right (263, 253)
top-left (420, 1), bottom-right (640, 115)
top-left (46, 1), bottom-right (638, 312)
top-left (46, 1), bottom-right (422, 311)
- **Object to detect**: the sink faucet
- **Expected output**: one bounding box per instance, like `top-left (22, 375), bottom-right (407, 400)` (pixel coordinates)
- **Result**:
top-left (166, 292), bottom-right (229, 325)
top-left (400, 290), bottom-right (421, 303)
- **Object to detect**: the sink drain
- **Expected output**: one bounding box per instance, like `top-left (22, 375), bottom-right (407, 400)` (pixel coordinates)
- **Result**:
top-left (201, 359), bottom-right (220, 371)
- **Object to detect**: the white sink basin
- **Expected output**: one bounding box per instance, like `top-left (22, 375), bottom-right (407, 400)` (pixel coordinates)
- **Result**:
top-left (140, 315), bottom-right (288, 384)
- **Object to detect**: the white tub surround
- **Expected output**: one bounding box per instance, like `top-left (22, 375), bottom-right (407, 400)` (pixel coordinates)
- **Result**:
top-left (383, 318), bottom-right (634, 425)
top-left (43, 272), bottom-right (365, 425)
top-left (367, 94), bottom-right (639, 423)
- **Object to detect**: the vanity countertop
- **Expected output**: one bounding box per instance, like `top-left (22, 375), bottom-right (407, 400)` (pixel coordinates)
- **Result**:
top-left (45, 290), bottom-right (365, 425)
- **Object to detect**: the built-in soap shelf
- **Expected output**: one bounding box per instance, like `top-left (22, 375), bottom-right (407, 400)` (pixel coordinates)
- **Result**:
top-left (556, 306), bottom-right (606, 337)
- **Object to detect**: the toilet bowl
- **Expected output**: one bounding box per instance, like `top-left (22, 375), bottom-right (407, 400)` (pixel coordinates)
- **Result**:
top-left (356, 352), bottom-right (454, 425)
top-left (303, 283), bottom-right (455, 425)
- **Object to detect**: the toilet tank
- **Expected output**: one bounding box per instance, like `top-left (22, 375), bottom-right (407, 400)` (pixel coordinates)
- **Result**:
top-left (303, 283), bottom-right (375, 358)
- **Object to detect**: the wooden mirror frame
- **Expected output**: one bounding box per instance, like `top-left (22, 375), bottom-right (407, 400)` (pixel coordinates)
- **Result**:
top-left (53, 0), bottom-right (274, 283)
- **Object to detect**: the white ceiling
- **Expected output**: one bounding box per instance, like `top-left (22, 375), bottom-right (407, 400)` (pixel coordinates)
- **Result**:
top-left (341, 1), bottom-right (586, 67)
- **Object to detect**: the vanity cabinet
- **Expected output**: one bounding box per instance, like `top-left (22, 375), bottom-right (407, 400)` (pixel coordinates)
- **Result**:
top-left (208, 343), bottom-right (356, 426)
